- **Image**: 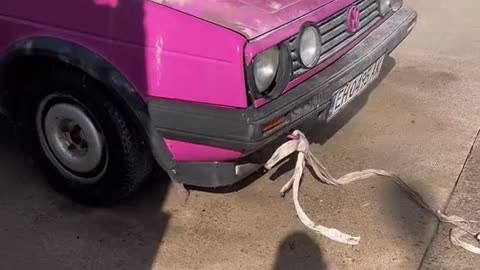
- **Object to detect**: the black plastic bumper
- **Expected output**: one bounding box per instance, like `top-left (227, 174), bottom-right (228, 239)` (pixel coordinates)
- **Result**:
top-left (148, 7), bottom-right (417, 187)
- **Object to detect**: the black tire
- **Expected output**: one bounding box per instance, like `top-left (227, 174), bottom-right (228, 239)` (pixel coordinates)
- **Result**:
top-left (21, 67), bottom-right (153, 205)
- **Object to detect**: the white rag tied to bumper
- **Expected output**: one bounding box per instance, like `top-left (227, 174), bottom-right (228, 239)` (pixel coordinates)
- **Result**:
top-left (265, 130), bottom-right (480, 254)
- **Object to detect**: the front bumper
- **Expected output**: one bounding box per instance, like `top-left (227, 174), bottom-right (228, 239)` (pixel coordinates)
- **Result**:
top-left (148, 6), bottom-right (417, 187)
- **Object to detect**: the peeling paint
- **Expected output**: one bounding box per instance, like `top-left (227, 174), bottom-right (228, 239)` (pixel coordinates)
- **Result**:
top-left (154, 38), bottom-right (164, 87)
top-left (156, 0), bottom-right (191, 5)
top-left (152, 0), bottom-right (338, 39)
top-left (269, 1), bottom-right (283, 10)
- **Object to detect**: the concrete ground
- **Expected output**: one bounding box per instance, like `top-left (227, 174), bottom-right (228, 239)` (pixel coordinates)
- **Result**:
top-left (420, 131), bottom-right (480, 270)
top-left (1, 0), bottom-right (480, 269)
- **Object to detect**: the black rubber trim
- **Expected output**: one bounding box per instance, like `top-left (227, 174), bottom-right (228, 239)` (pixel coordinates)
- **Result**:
top-left (174, 161), bottom-right (263, 187)
top-left (149, 7), bottom-right (417, 152)
top-left (151, 96), bottom-right (329, 151)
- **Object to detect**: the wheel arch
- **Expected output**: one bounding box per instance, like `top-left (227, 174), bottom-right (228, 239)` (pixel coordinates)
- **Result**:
top-left (2, 37), bottom-right (145, 122)
top-left (0, 37), bottom-right (175, 173)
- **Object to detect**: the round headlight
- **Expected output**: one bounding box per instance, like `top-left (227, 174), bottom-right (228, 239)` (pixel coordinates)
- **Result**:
top-left (253, 47), bottom-right (280, 92)
top-left (299, 26), bottom-right (321, 68)
top-left (379, 0), bottom-right (392, 16)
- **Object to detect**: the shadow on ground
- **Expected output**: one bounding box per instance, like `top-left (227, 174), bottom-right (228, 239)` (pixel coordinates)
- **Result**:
top-left (272, 232), bottom-right (327, 270)
top-left (198, 56), bottom-right (398, 190)
top-left (302, 55), bottom-right (435, 264)
top-left (206, 55), bottom-right (435, 268)
top-left (0, 122), bottom-right (171, 268)
top-left (271, 56), bottom-right (397, 181)
top-left (303, 56), bottom-right (396, 144)
top-left (0, 52), bottom-right (435, 269)
top-left (0, 1), bottom-right (174, 269)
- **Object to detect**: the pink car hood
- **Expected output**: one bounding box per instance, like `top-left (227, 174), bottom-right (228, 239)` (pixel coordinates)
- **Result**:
top-left (155, 0), bottom-right (335, 39)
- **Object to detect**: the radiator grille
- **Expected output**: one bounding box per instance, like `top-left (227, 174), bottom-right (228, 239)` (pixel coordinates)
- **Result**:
top-left (287, 0), bottom-right (381, 79)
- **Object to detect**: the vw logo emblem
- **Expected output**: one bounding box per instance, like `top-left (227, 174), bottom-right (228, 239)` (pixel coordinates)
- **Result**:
top-left (347, 6), bottom-right (361, 33)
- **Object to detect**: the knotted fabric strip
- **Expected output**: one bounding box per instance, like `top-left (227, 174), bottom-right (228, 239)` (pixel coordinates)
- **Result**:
top-left (265, 130), bottom-right (480, 254)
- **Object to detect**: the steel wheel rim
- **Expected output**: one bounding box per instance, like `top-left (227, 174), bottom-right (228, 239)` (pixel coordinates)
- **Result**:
top-left (36, 94), bottom-right (108, 184)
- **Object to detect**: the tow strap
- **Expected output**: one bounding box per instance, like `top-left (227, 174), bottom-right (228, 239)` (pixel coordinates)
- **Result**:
top-left (265, 130), bottom-right (480, 254)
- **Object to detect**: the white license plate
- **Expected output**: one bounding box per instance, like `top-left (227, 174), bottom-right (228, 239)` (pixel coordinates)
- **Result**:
top-left (328, 56), bottom-right (385, 119)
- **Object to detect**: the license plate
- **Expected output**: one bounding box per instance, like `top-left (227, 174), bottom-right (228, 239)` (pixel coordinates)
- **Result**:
top-left (328, 55), bottom-right (384, 119)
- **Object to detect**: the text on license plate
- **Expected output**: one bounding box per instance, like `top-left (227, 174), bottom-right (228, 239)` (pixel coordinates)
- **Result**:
top-left (328, 55), bottom-right (385, 119)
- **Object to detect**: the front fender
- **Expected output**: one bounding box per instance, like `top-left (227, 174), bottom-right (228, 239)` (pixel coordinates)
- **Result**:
top-left (0, 37), bottom-right (176, 173)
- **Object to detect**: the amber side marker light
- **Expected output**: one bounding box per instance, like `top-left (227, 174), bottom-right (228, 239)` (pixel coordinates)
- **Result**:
top-left (262, 116), bottom-right (289, 135)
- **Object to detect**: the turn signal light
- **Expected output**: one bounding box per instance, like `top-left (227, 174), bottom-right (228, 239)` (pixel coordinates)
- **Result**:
top-left (262, 117), bottom-right (289, 135)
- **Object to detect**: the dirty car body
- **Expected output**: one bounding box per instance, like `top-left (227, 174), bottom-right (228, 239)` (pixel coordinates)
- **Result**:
top-left (150, 0), bottom-right (417, 187)
top-left (0, 0), bottom-right (417, 198)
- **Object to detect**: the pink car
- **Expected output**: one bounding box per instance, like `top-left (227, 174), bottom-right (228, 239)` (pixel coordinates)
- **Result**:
top-left (0, 0), bottom-right (416, 203)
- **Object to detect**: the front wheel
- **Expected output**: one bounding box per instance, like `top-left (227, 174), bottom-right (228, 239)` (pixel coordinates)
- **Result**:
top-left (28, 70), bottom-right (153, 204)
top-left (36, 94), bottom-right (109, 184)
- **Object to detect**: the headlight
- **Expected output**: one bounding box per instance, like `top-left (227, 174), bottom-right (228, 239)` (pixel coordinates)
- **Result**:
top-left (299, 25), bottom-right (321, 68)
top-left (253, 47), bottom-right (280, 92)
top-left (379, 0), bottom-right (391, 16)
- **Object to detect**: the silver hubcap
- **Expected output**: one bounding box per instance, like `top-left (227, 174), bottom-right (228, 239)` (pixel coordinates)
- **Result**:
top-left (36, 95), bottom-right (107, 183)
